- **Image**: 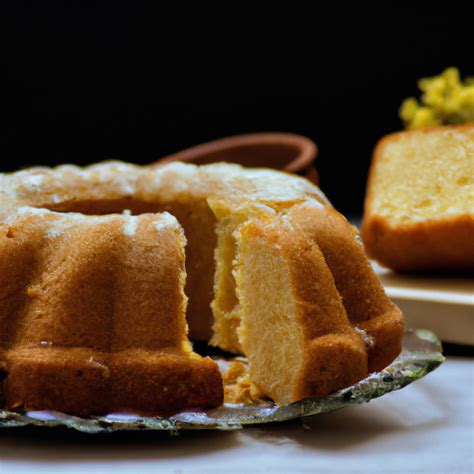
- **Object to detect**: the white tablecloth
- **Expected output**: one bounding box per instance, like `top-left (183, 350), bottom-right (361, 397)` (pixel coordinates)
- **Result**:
top-left (0, 356), bottom-right (472, 474)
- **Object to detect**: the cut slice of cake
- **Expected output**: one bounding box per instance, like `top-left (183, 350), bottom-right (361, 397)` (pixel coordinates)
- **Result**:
top-left (362, 124), bottom-right (474, 271)
top-left (234, 216), bottom-right (368, 403)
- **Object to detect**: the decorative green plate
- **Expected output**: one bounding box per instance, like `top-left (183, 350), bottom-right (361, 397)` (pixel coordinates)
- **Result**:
top-left (0, 329), bottom-right (443, 433)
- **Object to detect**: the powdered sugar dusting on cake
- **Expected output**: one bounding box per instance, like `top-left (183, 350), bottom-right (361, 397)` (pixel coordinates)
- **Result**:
top-left (13, 206), bottom-right (181, 239)
top-left (154, 212), bottom-right (180, 232)
top-left (47, 228), bottom-right (62, 238)
top-left (23, 175), bottom-right (44, 190)
top-left (253, 203), bottom-right (277, 215)
top-left (87, 162), bottom-right (139, 195)
top-left (302, 197), bottom-right (326, 209)
top-left (16, 206), bottom-right (51, 217)
top-left (147, 162), bottom-right (200, 195)
top-left (7, 206), bottom-right (55, 226)
top-left (284, 214), bottom-right (295, 227)
top-left (7, 162), bottom-right (140, 204)
top-left (120, 182), bottom-right (135, 195)
top-left (123, 216), bottom-right (138, 236)
top-left (55, 164), bottom-right (89, 179)
top-left (209, 165), bottom-right (324, 203)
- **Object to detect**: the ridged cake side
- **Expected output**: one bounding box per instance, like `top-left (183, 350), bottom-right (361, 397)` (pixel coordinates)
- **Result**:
top-left (0, 208), bottom-right (223, 415)
top-left (208, 196), bottom-right (404, 377)
top-left (287, 200), bottom-right (404, 372)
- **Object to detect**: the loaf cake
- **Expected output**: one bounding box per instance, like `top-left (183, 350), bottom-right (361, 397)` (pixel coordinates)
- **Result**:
top-left (0, 161), bottom-right (404, 414)
top-left (362, 124), bottom-right (474, 271)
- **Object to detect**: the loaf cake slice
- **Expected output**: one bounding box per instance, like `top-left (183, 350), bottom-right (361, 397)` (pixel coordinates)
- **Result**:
top-left (362, 124), bottom-right (474, 271)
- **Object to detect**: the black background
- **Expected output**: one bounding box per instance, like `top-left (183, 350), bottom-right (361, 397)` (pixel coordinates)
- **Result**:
top-left (1, 5), bottom-right (472, 215)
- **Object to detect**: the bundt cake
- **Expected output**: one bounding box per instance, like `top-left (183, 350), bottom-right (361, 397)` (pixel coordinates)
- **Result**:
top-left (362, 124), bottom-right (474, 271)
top-left (0, 161), bottom-right (404, 414)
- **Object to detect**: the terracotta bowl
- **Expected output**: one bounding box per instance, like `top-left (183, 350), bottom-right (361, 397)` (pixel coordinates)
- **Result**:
top-left (152, 132), bottom-right (318, 183)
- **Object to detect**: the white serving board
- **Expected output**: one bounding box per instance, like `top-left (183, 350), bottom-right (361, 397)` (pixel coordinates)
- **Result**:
top-left (373, 262), bottom-right (474, 346)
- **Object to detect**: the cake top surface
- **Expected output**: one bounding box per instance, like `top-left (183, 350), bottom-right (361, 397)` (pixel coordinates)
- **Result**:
top-left (0, 161), bottom-right (329, 216)
top-left (5, 205), bottom-right (182, 240)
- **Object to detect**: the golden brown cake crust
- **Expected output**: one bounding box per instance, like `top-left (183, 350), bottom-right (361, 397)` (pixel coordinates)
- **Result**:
top-left (362, 124), bottom-right (474, 271)
top-left (4, 348), bottom-right (222, 416)
top-left (255, 220), bottom-right (369, 401)
top-left (362, 214), bottom-right (474, 271)
top-left (0, 160), bottom-right (404, 413)
top-left (288, 202), bottom-right (404, 372)
top-left (0, 209), bottom-right (223, 415)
